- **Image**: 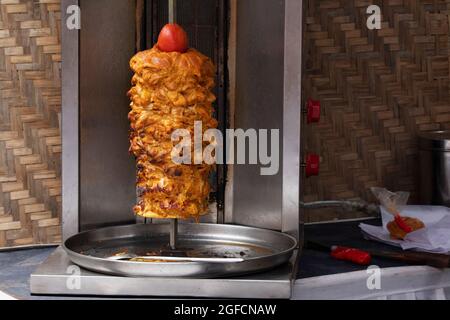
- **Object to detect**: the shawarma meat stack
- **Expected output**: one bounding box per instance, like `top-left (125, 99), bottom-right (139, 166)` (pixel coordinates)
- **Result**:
top-left (128, 24), bottom-right (217, 220)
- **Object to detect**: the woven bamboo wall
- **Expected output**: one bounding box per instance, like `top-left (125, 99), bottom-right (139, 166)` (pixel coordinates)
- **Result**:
top-left (0, 0), bottom-right (61, 248)
top-left (303, 0), bottom-right (450, 222)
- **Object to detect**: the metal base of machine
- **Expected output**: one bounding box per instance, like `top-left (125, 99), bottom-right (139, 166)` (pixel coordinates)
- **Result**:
top-left (30, 247), bottom-right (298, 299)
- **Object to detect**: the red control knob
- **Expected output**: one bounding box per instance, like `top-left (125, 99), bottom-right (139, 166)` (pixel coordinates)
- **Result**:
top-left (307, 99), bottom-right (321, 124)
top-left (305, 153), bottom-right (320, 177)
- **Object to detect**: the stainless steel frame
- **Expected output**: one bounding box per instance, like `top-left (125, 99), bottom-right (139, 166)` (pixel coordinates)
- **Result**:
top-left (61, 0), bottom-right (80, 240)
top-left (222, 0), bottom-right (303, 240)
top-left (62, 0), bottom-right (137, 238)
top-left (31, 247), bottom-right (298, 299)
top-left (62, 0), bottom-right (303, 241)
top-left (33, 0), bottom-right (304, 299)
top-left (282, 0), bottom-right (303, 240)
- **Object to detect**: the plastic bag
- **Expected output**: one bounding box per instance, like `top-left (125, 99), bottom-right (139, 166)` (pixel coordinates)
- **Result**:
top-left (371, 187), bottom-right (410, 215)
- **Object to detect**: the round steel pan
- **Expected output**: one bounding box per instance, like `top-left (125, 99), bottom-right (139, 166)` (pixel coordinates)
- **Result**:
top-left (63, 223), bottom-right (297, 278)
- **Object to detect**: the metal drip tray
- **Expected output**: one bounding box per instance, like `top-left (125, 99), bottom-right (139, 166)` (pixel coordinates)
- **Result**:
top-left (63, 223), bottom-right (297, 278)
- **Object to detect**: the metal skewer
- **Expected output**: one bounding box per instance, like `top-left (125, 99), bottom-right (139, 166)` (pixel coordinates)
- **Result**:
top-left (168, 0), bottom-right (178, 251)
top-left (168, 0), bottom-right (177, 24)
top-left (170, 218), bottom-right (178, 250)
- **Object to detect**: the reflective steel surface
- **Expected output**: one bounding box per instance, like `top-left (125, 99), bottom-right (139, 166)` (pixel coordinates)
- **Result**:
top-left (63, 223), bottom-right (297, 278)
top-left (419, 131), bottom-right (450, 206)
top-left (31, 247), bottom-right (297, 298)
top-left (231, 0), bottom-right (285, 230)
top-left (61, 0), bottom-right (79, 240)
top-left (228, 0), bottom-right (303, 240)
top-left (79, 0), bottom-right (137, 231)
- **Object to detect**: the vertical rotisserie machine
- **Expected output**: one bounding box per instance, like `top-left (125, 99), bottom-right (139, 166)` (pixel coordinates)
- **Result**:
top-left (30, 0), bottom-right (304, 299)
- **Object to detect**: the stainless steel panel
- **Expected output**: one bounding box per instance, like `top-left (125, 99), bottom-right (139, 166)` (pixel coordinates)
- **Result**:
top-left (30, 247), bottom-right (297, 299)
top-left (79, 0), bottom-right (137, 230)
top-left (61, 0), bottom-right (80, 240)
top-left (282, 0), bottom-right (303, 240)
top-left (231, 0), bottom-right (286, 230)
top-left (230, 0), bottom-right (302, 239)
top-left (63, 223), bottom-right (297, 278)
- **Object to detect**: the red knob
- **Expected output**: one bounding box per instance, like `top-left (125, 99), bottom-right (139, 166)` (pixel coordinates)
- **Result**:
top-left (307, 99), bottom-right (321, 124)
top-left (305, 153), bottom-right (320, 177)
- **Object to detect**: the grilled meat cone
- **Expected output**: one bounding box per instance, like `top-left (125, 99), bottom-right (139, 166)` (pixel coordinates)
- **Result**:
top-left (128, 46), bottom-right (217, 219)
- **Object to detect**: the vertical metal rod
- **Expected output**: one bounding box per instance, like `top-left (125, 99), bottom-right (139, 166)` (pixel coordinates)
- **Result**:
top-left (170, 218), bottom-right (178, 250)
top-left (168, 0), bottom-right (177, 24)
top-left (168, 0), bottom-right (178, 250)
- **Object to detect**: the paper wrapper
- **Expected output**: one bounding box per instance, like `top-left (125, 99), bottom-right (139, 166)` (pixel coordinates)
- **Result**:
top-left (360, 206), bottom-right (450, 254)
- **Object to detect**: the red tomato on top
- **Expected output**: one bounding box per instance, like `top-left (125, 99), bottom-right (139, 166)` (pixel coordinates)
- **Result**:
top-left (157, 23), bottom-right (189, 53)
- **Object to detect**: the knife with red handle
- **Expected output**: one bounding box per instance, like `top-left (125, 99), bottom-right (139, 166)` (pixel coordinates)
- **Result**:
top-left (330, 246), bottom-right (372, 265)
top-left (306, 241), bottom-right (450, 268)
